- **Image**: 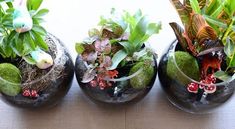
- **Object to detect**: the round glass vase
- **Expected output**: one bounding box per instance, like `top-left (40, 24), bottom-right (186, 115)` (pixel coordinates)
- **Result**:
top-left (0, 34), bottom-right (74, 109)
top-left (158, 40), bottom-right (235, 114)
top-left (75, 55), bottom-right (157, 105)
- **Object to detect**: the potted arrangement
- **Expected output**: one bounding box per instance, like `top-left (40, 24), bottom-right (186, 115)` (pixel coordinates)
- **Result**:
top-left (0, 0), bottom-right (74, 108)
top-left (75, 9), bottom-right (161, 104)
top-left (158, 0), bottom-right (235, 113)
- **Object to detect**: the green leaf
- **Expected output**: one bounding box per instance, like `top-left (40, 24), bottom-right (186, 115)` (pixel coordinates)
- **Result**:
top-left (31, 30), bottom-right (48, 50)
top-left (224, 37), bottom-right (235, 58)
top-left (129, 16), bottom-right (148, 45)
top-left (119, 41), bottom-right (135, 55)
top-left (32, 17), bottom-right (45, 24)
top-left (214, 70), bottom-right (234, 82)
top-left (205, 0), bottom-right (221, 15)
top-left (146, 23), bottom-right (161, 35)
top-left (75, 43), bottom-right (85, 54)
top-left (23, 56), bottom-right (36, 65)
top-left (33, 8), bottom-right (49, 18)
top-left (189, 0), bottom-right (201, 14)
top-left (204, 15), bottom-right (227, 29)
top-left (0, 63), bottom-right (21, 96)
top-left (24, 32), bottom-right (36, 50)
top-left (211, 2), bottom-right (224, 18)
top-left (32, 25), bottom-right (47, 35)
top-left (27, 0), bottom-right (43, 11)
top-left (11, 34), bottom-right (24, 56)
top-left (108, 49), bottom-right (128, 70)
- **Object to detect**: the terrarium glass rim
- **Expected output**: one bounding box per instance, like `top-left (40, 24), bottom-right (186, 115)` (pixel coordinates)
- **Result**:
top-left (0, 33), bottom-right (63, 86)
top-left (171, 39), bottom-right (235, 87)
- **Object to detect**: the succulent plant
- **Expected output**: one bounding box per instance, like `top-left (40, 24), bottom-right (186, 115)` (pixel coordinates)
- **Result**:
top-left (169, 0), bottom-right (235, 93)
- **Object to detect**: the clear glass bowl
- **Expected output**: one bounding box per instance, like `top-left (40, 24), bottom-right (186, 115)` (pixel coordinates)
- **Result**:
top-left (0, 34), bottom-right (74, 109)
top-left (158, 40), bottom-right (235, 114)
top-left (75, 55), bottom-right (157, 105)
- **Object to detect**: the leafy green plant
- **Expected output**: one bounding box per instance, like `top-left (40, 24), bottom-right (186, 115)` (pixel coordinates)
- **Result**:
top-left (0, 0), bottom-right (48, 62)
top-left (170, 0), bottom-right (235, 93)
top-left (76, 9), bottom-right (161, 89)
top-left (0, 0), bottom-right (49, 96)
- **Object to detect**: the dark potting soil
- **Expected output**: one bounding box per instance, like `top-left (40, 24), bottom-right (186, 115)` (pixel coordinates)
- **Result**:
top-left (75, 55), bottom-right (157, 105)
top-left (0, 34), bottom-right (74, 109)
top-left (158, 41), bottom-right (235, 113)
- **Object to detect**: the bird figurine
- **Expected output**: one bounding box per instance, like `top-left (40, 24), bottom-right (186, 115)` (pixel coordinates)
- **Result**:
top-left (13, 7), bottom-right (33, 33)
top-left (30, 48), bottom-right (54, 69)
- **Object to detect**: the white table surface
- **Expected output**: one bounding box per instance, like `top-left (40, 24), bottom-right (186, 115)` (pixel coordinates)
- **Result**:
top-left (1, 0), bottom-right (235, 129)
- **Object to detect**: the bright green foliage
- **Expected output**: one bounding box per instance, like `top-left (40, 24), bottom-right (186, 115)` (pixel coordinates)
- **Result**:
top-left (0, 0), bottom-right (48, 64)
top-left (122, 10), bottom-right (161, 56)
top-left (0, 63), bottom-right (21, 96)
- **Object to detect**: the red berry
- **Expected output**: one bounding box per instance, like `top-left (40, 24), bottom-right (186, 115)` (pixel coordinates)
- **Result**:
top-left (22, 90), bottom-right (31, 97)
top-left (31, 90), bottom-right (39, 98)
top-left (204, 85), bottom-right (216, 94)
top-left (187, 83), bottom-right (199, 93)
top-left (206, 74), bottom-right (216, 83)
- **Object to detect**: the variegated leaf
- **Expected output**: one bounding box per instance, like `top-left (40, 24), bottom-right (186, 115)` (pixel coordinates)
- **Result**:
top-left (191, 14), bottom-right (217, 44)
top-left (170, 0), bottom-right (190, 25)
top-left (169, 22), bottom-right (188, 51)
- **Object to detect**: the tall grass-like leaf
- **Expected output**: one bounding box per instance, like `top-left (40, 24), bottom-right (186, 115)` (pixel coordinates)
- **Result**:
top-left (108, 49), bottom-right (128, 70)
top-left (205, 0), bottom-right (221, 15)
top-left (211, 2), bottom-right (224, 18)
top-left (170, 22), bottom-right (188, 51)
top-left (170, 0), bottom-right (190, 25)
top-left (129, 16), bottom-right (147, 45)
top-left (204, 15), bottom-right (227, 29)
top-left (189, 0), bottom-right (201, 14)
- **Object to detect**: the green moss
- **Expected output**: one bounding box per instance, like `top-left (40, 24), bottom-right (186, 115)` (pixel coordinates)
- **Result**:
top-left (129, 61), bottom-right (154, 89)
top-left (0, 63), bottom-right (21, 96)
top-left (167, 51), bottom-right (200, 85)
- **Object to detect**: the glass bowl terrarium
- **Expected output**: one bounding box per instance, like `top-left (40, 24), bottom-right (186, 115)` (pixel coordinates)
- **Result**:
top-left (158, 0), bottom-right (235, 114)
top-left (0, 0), bottom-right (74, 108)
top-left (75, 9), bottom-right (160, 104)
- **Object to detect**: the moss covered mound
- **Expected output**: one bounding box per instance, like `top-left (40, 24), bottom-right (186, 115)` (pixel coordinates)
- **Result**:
top-left (167, 51), bottom-right (200, 85)
top-left (129, 61), bottom-right (154, 89)
top-left (0, 63), bottom-right (21, 96)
